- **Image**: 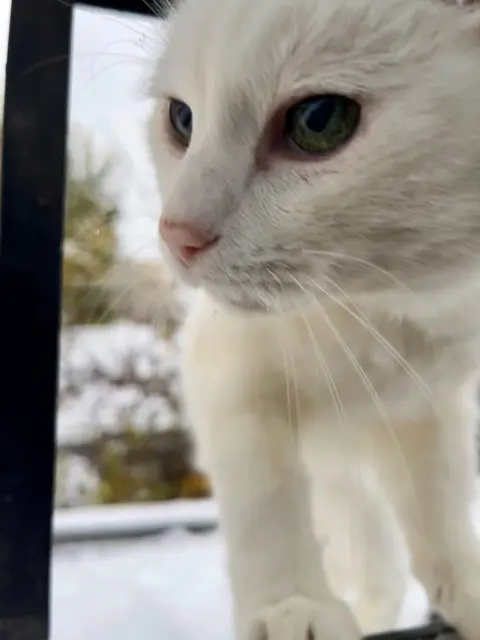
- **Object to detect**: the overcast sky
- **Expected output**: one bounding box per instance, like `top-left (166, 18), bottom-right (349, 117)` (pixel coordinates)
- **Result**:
top-left (1, 1), bottom-right (165, 260)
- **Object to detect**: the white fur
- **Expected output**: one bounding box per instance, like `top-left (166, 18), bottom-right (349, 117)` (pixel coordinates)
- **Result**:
top-left (148, 0), bottom-right (480, 638)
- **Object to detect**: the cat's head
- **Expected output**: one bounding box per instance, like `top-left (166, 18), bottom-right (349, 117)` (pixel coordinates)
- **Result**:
top-left (148, 0), bottom-right (480, 314)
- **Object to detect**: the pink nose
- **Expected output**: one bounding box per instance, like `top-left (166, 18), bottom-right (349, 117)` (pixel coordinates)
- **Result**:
top-left (159, 218), bottom-right (218, 264)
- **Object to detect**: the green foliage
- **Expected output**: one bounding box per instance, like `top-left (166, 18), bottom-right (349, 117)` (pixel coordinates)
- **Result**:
top-left (57, 425), bottom-right (212, 507)
top-left (69, 425), bottom-right (211, 505)
top-left (62, 145), bottom-right (118, 325)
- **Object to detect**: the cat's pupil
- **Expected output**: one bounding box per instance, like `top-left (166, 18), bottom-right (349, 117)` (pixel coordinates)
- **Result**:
top-left (284, 94), bottom-right (360, 155)
top-left (178, 104), bottom-right (192, 132)
top-left (299, 99), bottom-right (335, 133)
top-left (168, 99), bottom-right (193, 146)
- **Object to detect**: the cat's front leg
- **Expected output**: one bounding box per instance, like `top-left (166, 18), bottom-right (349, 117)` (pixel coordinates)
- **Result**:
top-left (182, 300), bottom-right (361, 640)
top-left (195, 412), bottom-right (360, 640)
top-left (369, 393), bottom-right (480, 640)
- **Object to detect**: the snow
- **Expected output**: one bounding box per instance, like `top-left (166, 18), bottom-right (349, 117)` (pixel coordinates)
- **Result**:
top-left (61, 323), bottom-right (175, 381)
top-left (50, 492), bottom-right (480, 640)
top-left (58, 322), bottom-right (181, 446)
top-left (52, 530), bottom-right (234, 640)
top-left (55, 321), bottom-right (189, 507)
top-left (55, 454), bottom-right (100, 509)
top-left (54, 498), bottom-right (218, 543)
top-left (52, 529), bottom-right (426, 640)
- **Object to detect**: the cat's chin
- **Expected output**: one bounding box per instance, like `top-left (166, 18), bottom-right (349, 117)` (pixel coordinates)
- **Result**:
top-left (207, 289), bottom-right (273, 315)
top-left (226, 300), bottom-right (271, 315)
top-left (202, 284), bottom-right (312, 317)
top-left (196, 282), bottom-right (279, 315)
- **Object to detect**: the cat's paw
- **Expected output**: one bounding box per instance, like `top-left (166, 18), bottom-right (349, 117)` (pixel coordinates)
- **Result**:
top-left (352, 591), bottom-right (403, 635)
top-left (245, 595), bottom-right (361, 640)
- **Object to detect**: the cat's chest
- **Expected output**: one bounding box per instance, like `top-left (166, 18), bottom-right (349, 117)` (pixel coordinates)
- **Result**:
top-left (185, 294), bottom-right (478, 428)
top-left (276, 311), bottom-right (464, 426)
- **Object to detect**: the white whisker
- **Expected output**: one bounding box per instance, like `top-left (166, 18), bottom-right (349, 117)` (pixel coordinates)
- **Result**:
top-left (285, 270), bottom-right (426, 548)
top-left (288, 280), bottom-right (372, 570)
top-left (306, 275), bottom-right (435, 408)
top-left (266, 269), bottom-right (297, 449)
top-left (303, 249), bottom-right (411, 292)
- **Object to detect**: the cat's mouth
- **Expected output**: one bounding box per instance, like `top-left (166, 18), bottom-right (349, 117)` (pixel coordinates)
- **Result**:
top-left (163, 244), bottom-right (323, 313)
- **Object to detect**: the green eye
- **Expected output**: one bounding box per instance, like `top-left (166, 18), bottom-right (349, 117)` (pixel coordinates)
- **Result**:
top-left (168, 98), bottom-right (193, 147)
top-left (284, 95), bottom-right (361, 155)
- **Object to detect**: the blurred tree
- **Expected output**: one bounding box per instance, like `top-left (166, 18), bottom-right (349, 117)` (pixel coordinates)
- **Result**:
top-left (55, 127), bottom-right (209, 508)
top-left (62, 139), bottom-right (118, 325)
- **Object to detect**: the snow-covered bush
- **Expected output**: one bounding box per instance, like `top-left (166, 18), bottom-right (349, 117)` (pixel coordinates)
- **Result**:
top-left (56, 322), bottom-right (210, 507)
top-left (55, 130), bottom-right (209, 508)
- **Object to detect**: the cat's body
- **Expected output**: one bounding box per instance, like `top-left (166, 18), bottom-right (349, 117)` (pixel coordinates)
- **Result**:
top-left (148, 0), bottom-right (480, 638)
top-left (180, 287), bottom-right (480, 637)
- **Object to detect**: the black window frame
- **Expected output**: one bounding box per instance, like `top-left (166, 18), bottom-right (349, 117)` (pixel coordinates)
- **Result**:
top-left (0, 1), bottom-right (459, 638)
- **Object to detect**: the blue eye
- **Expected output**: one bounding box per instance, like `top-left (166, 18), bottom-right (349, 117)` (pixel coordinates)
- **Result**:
top-left (284, 95), bottom-right (361, 155)
top-left (168, 99), bottom-right (193, 147)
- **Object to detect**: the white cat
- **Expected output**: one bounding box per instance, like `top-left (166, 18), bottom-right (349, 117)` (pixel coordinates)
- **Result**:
top-left (147, 0), bottom-right (480, 638)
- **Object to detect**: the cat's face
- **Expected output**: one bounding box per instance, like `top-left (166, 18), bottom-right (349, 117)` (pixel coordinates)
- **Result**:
top-left (149, 0), bottom-right (480, 314)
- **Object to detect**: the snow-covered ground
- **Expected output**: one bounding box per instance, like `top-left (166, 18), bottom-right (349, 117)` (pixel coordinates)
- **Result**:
top-left (50, 491), bottom-right (480, 640)
top-left (52, 528), bottom-right (426, 640)
top-left (53, 498), bottom-right (218, 543)
top-left (51, 486), bottom-right (480, 640)
top-left (52, 530), bottom-right (234, 640)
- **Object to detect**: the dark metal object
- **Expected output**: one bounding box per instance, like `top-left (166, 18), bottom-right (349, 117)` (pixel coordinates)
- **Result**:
top-left (0, 0), bottom-right (72, 637)
top-left (75, 0), bottom-right (160, 15)
top-left (366, 618), bottom-right (460, 640)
